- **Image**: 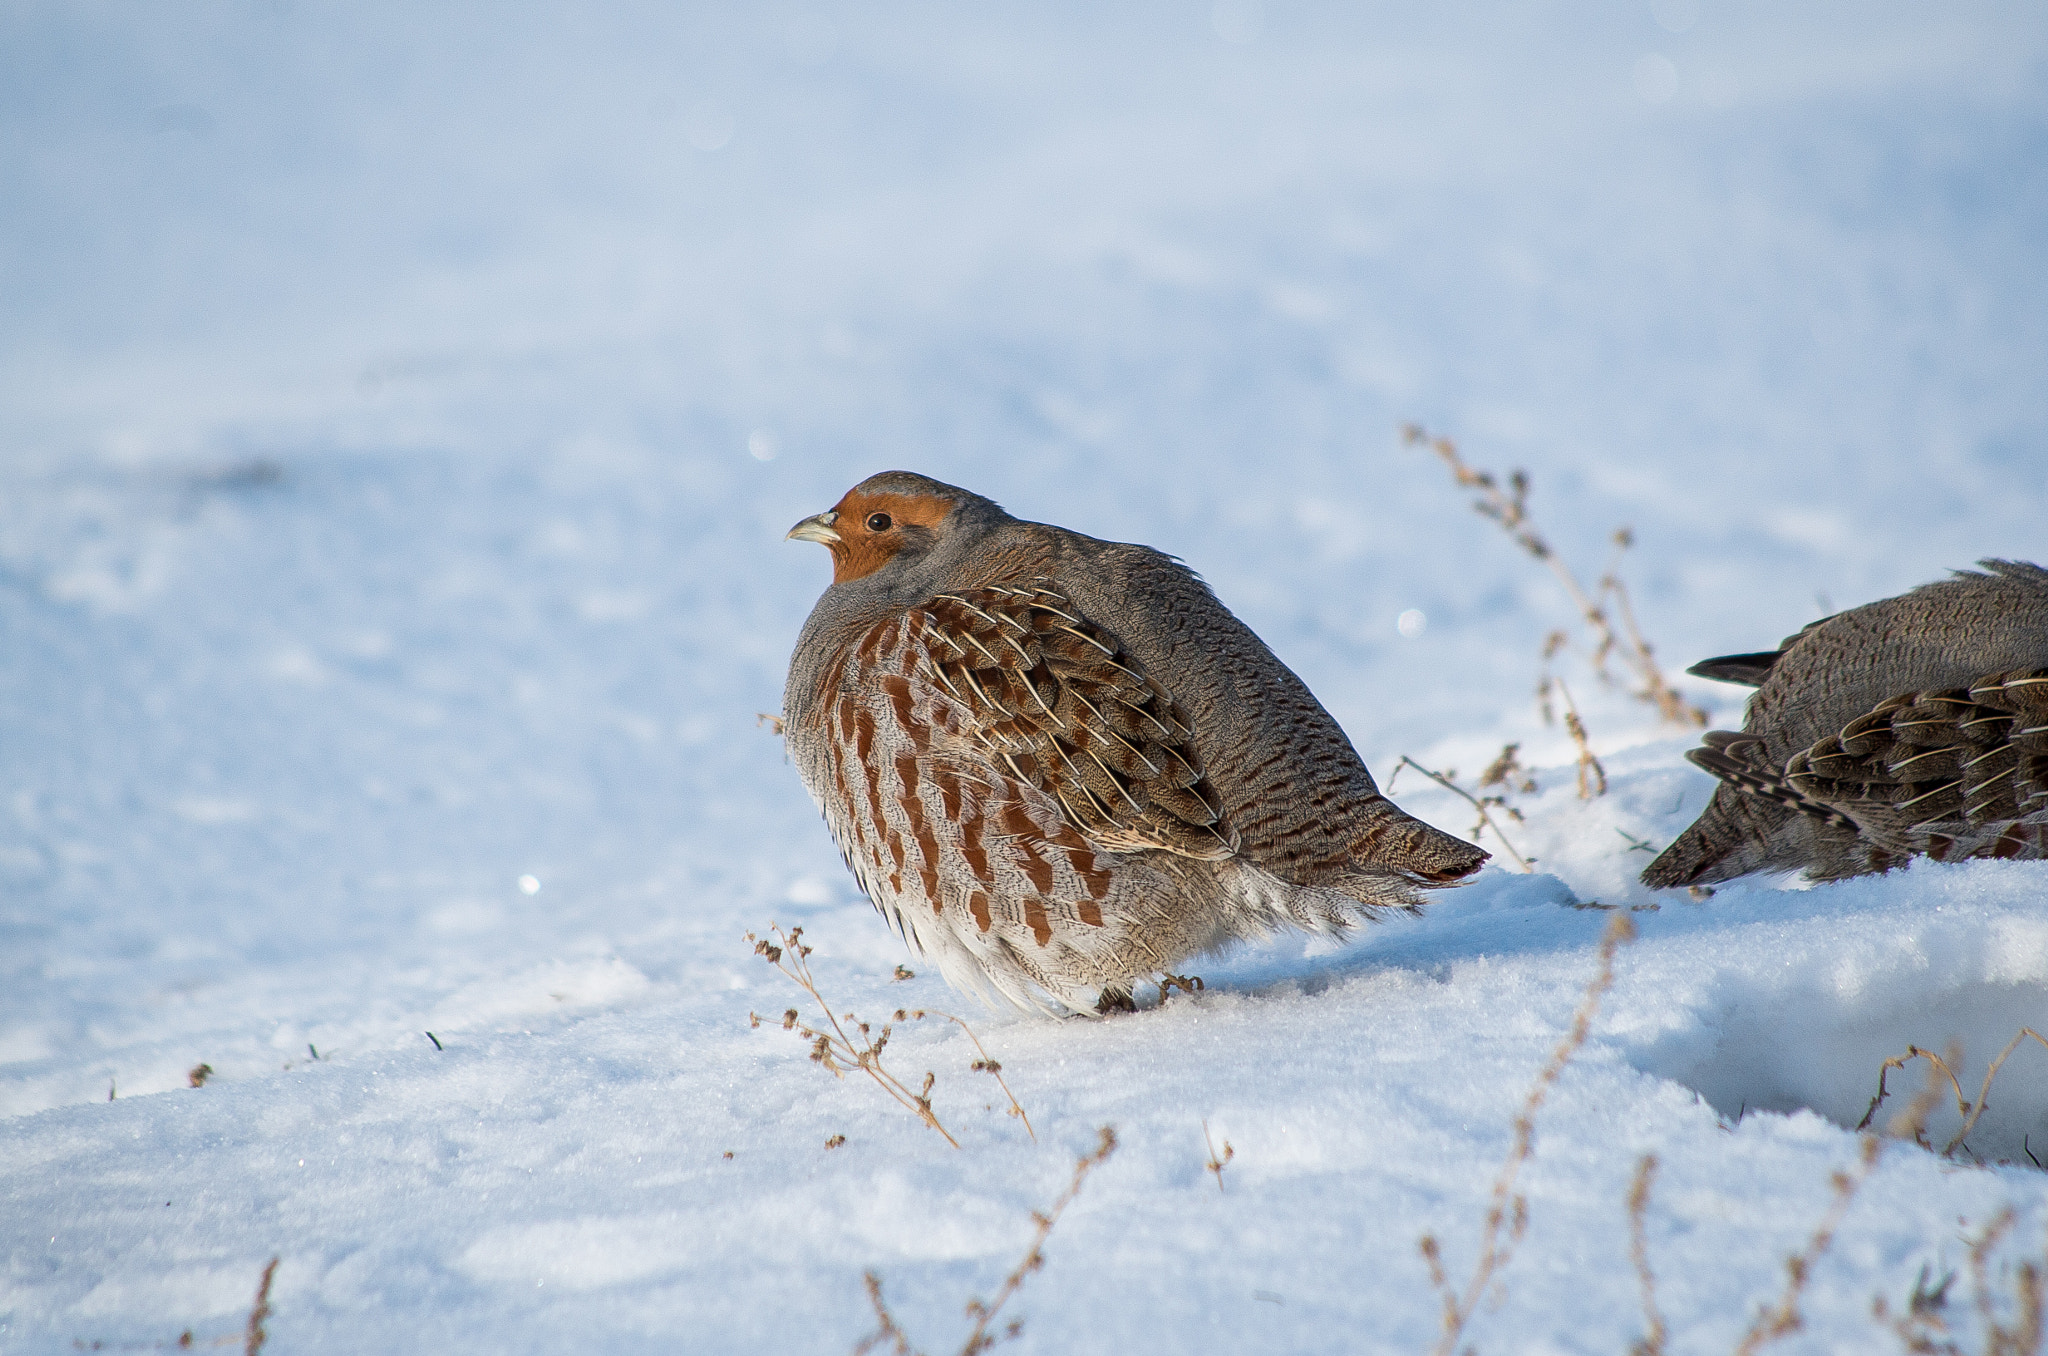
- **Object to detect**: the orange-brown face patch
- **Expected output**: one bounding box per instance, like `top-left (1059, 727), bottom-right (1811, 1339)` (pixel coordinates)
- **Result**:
top-left (823, 490), bottom-right (955, 583)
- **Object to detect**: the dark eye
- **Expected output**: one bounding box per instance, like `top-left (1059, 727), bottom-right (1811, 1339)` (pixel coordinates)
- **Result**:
top-left (866, 512), bottom-right (893, 532)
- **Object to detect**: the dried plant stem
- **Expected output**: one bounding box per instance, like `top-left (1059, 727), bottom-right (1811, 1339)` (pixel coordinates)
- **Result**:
top-left (1731, 1135), bottom-right (1883, 1355)
top-left (1403, 424), bottom-right (1706, 728)
top-left (1855, 1029), bottom-right (2048, 1157)
top-left (70, 1256), bottom-right (280, 1352)
top-left (749, 924), bottom-right (961, 1148)
top-left (858, 1272), bottom-right (920, 1356)
top-left (243, 1257), bottom-right (278, 1356)
top-left (1628, 1155), bottom-right (1668, 1356)
top-left (1396, 755), bottom-right (1534, 872)
top-left (1555, 679), bottom-right (1608, 799)
top-left (1967, 1208), bottom-right (2045, 1356)
top-left (857, 1127), bottom-right (1119, 1356)
top-left (1871, 1262), bottom-right (1959, 1354)
top-left (917, 1010), bottom-right (1035, 1142)
top-left (960, 1127), bottom-right (1117, 1354)
top-left (1952, 1030), bottom-right (2048, 1156)
top-left (1419, 913), bottom-right (1636, 1356)
top-left (1202, 1120), bottom-right (1235, 1193)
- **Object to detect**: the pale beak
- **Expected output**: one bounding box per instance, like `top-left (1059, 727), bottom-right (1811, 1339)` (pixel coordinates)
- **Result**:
top-left (786, 510), bottom-right (841, 545)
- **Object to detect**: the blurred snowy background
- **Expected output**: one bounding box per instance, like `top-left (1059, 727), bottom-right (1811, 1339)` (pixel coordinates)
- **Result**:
top-left (3, 2), bottom-right (2046, 1351)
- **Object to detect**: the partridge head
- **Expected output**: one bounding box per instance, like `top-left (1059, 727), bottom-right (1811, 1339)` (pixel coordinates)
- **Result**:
top-left (783, 471), bottom-right (1487, 1013)
top-left (1644, 560), bottom-right (2048, 888)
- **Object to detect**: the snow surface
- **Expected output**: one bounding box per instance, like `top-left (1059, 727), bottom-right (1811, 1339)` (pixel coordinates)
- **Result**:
top-left (4, 2), bottom-right (2048, 1351)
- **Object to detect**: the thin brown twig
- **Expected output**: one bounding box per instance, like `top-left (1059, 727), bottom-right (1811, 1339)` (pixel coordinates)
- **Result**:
top-left (1854, 1030), bottom-right (2048, 1157)
top-left (914, 1010), bottom-right (1035, 1143)
top-left (1419, 913), bottom-right (1636, 1356)
top-left (242, 1257), bottom-right (277, 1356)
top-left (1628, 1155), bottom-right (1668, 1356)
top-left (856, 1128), bottom-right (1119, 1356)
top-left (1395, 755), bottom-right (1534, 872)
top-left (1951, 1030), bottom-right (2048, 1157)
top-left (1403, 424), bottom-right (1706, 728)
top-left (70, 1258), bottom-right (279, 1352)
top-left (1202, 1120), bottom-right (1235, 1193)
top-left (1857, 1044), bottom-right (1969, 1146)
top-left (960, 1127), bottom-right (1118, 1355)
top-left (1731, 1135), bottom-right (1883, 1355)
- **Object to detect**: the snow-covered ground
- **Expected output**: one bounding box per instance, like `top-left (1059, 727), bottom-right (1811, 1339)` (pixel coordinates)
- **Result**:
top-left (5, 3), bottom-right (2047, 1351)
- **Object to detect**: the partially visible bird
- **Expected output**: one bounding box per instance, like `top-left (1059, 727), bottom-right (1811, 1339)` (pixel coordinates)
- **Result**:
top-left (782, 471), bottom-right (1487, 1013)
top-left (1643, 560), bottom-right (2048, 889)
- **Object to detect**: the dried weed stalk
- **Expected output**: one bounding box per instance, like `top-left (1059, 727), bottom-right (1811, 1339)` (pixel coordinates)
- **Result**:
top-left (1873, 1263), bottom-right (1959, 1354)
top-left (1202, 1120), bottom-right (1235, 1193)
top-left (242, 1258), bottom-right (277, 1356)
top-left (1855, 1029), bottom-right (2048, 1159)
top-left (1628, 1154), bottom-right (1668, 1356)
top-left (1554, 679), bottom-right (1608, 799)
top-left (1965, 1209), bottom-right (2044, 1356)
top-left (1731, 1134), bottom-right (1883, 1355)
top-left (71, 1254), bottom-right (279, 1353)
top-left (856, 1126), bottom-right (1119, 1356)
top-left (1392, 755), bottom-right (1535, 872)
top-left (1403, 424), bottom-right (1706, 729)
top-left (1418, 912), bottom-right (1636, 1356)
top-left (1877, 1209), bottom-right (2047, 1356)
top-left (1480, 743), bottom-right (1539, 796)
top-left (747, 924), bottom-right (1032, 1148)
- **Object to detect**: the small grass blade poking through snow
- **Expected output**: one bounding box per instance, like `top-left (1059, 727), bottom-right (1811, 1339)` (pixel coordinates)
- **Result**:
top-left (1418, 912), bottom-right (1635, 1356)
top-left (856, 1127), bottom-right (1119, 1356)
top-left (1402, 423), bottom-right (1706, 729)
top-left (1875, 1211), bottom-right (2047, 1356)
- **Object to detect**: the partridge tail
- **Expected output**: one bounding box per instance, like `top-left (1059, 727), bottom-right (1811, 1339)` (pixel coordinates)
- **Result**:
top-left (1358, 797), bottom-right (1488, 884)
top-left (1641, 803), bottom-right (1738, 887)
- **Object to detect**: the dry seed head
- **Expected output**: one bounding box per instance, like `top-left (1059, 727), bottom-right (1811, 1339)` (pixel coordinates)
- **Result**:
top-left (825, 1135), bottom-right (847, 1150)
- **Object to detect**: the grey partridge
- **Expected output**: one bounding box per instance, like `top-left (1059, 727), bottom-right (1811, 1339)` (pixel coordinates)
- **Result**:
top-left (782, 471), bottom-right (1487, 1013)
top-left (1644, 559), bottom-right (2048, 889)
